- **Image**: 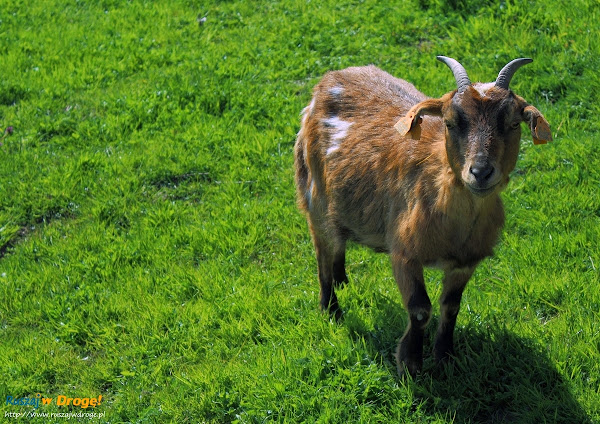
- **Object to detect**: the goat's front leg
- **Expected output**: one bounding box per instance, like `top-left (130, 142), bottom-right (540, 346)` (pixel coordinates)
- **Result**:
top-left (434, 267), bottom-right (474, 362)
top-left (392, 254), bottom-right (431, 378)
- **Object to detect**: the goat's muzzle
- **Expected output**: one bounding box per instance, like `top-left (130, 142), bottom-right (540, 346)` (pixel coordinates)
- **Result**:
top-left (463, 159), bottom-right (501, 197)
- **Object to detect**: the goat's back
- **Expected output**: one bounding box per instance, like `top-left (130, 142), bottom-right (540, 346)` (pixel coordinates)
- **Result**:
top-left (314, 65), bottom-right (427, 120)
top-left (295, 66), bottom-right (448, 250)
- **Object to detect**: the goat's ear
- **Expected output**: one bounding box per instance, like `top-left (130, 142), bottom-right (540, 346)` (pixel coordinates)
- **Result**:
top-left (394, 98), bottom-right (445, 140)
top-left (523, 105), bottom-right (552, 145)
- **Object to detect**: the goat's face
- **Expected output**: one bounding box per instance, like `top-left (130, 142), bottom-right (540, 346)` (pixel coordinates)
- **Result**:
top-left (394, 57), bottom-right (552, 197)
top-left (442, 85), bottom-right (524, 196)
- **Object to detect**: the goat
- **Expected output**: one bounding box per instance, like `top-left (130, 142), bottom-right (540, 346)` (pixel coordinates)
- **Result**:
top-left (294, 56), bottom-right (552, 377)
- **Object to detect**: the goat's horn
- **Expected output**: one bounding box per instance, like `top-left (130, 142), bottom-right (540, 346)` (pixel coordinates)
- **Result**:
top-left (495, 58), bottom-right (533, 90)
top-left (437, 56), bottom-right (471, 94)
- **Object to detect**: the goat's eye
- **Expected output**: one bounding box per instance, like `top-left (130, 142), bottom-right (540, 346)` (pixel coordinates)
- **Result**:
top-left (445, 120), bottom-right (456, 129)
top-left (510, 121), bottom-right (521, 130)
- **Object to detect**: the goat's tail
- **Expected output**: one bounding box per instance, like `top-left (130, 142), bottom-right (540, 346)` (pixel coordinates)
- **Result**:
top-left (294, 126), bottom-right (310, 212)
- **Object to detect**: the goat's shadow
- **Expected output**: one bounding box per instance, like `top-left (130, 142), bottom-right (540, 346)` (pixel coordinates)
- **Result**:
top-left (343, 292), bottom-right (592, 423)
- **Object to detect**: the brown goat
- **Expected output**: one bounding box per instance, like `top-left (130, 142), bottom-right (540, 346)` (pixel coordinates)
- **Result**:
top-left (294, 56), bottom-right (552, 377)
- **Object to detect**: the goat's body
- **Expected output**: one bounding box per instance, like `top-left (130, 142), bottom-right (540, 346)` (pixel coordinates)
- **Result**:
top-left (295, 60), bottom-right (551, 377)
top-left (296, 66), bottom-right (503, 269)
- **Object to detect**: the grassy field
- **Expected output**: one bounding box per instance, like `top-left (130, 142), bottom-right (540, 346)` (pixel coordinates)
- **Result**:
top-left (0, 0), bottom-right (599, 422)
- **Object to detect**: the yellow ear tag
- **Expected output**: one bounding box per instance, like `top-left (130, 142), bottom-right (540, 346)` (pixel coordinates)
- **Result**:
top-left (394, 115), bottom-right (423, 140)
top-left (394, 115), bottom-right (414, 137)
top-left (532, 117), bottom-right (552, 145)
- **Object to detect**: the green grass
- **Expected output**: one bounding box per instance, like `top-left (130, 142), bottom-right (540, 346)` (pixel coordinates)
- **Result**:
top-left (0, 0), bottom-right (599, 422)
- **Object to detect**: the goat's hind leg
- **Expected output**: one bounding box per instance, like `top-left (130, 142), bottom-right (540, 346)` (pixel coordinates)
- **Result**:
top-left (332, 240), bottom-right (349, 288)
top-left (309, 225), bottom-right (343, 320)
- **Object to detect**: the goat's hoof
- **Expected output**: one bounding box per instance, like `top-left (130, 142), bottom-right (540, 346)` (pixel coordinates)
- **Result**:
top-left (434, 349), bottom-right (454, 364)
top-left (320, 303), bottom-right (343, 322)
top-left (329, 306), bottom-right (343, 322)
top-left (396, 359), bottom-right (422, 379)
top-left (433, 339), bottom-right (455, 363)
top-left (332, 276), bottom-right (349, 288)
top-left (395, 341), bottom-right (423, 379)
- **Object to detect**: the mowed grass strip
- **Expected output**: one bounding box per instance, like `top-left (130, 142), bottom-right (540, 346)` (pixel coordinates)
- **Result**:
top-left (0, 0), bottom-right (598, 422)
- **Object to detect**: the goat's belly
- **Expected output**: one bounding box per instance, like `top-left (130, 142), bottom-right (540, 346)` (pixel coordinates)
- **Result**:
top-left (346, 230), bottom-right (388, 253)
top-left (331, 187), bottom-right (393, 252)
top-left (428, 258), bottom-right (480, 273)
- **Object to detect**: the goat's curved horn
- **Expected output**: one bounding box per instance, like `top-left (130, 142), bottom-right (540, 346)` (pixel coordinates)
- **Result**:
top-left (437, 56), bottom-right (471, 94)
top-left (495, 58), bottom-right (533, 90)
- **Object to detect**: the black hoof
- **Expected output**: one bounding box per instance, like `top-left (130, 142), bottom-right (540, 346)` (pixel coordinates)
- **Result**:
top-left (332, 274), bottom-right (348, 288)
top-left (395, 338), bottom-right (423, 379)
top-left (320, 299), bottom-right (343, 322)
top-left (433, 337), bottom-right (455, 363)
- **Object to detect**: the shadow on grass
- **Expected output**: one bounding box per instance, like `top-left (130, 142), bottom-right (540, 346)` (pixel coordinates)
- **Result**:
top-left (418, 325), bottom-right (592, 424)
top-left (345, 295), bottom-right (592, 423)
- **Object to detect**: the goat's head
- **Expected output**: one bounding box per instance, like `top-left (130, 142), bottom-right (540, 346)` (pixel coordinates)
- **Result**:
top-left (395, 56), bottom-right (552, 197)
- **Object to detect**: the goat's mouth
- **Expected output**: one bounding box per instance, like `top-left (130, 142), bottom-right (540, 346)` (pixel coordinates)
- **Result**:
top-left (466, 182), bottom-right (499, 197)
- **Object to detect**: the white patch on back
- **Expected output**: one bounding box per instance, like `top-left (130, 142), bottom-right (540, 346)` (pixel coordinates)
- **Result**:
top-left (329, 86), bottom-right (344, 97)
top-left (323, 116), bottom-right (352, 156)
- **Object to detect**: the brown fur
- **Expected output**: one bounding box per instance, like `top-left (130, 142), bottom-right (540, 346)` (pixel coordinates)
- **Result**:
top-left (294, 63), bottom-right (551, 377)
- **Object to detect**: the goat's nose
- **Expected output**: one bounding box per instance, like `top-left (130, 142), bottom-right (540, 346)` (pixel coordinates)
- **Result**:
top-left (469, 163), bottom-right (494, 183)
